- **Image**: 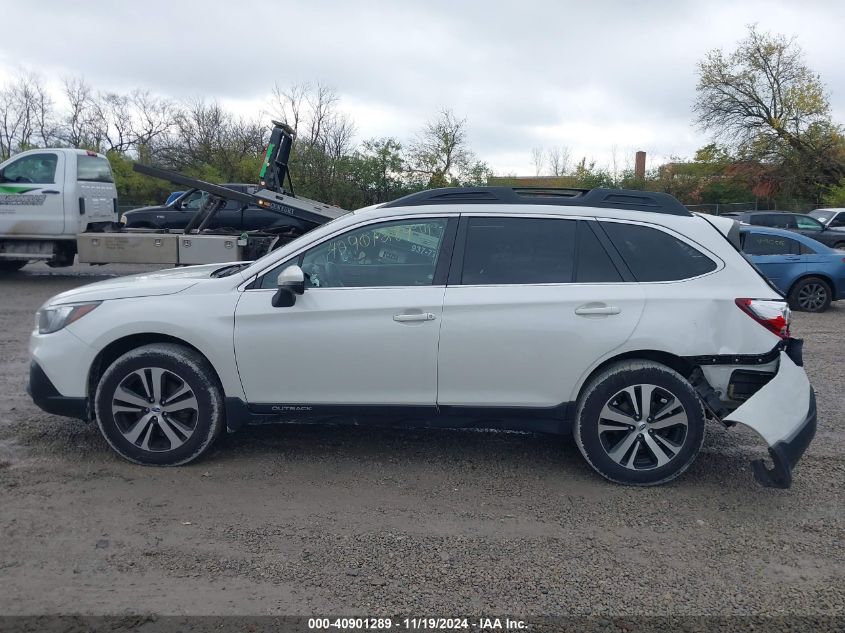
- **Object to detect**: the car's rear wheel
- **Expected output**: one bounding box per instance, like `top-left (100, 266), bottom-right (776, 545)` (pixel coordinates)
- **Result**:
top-left (574, 361), bottom-right (706, 486)
top-left (789, 276), bottom-right (831, 313)
top-left (94, 343), bottom-right (224, 465)
top-left (0, 261), bottom-right (27, 273)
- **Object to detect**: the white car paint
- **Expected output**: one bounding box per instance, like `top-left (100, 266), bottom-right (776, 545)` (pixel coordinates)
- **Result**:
top-left (29, 199), bottom-right (814, 483)
top-left (0, 148), bottom-right (117, 242)
top-left (725, 352), bottom-right (810, 445)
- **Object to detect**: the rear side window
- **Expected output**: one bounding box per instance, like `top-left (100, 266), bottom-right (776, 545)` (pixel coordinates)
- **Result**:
top-left (752, 214), bottom-right (794, 229)
top-left (77, 155), bottom-right (114, 183)
top-left (743, 232), bottom-right (801, 255)
top-left (461, 217), bottom-right (576, 284)
top-left (576, 222), bottom-right (622, 282)
top-left (602, 222), bottom-right (717, 282)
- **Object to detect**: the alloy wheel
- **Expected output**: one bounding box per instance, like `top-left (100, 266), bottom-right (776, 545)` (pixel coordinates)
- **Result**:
top-left (797, 283), bottom-right (827, 312)
top-left (111, 367), bottom-right (199, 452)
top-left (597, 384), bottom-right (689, 471)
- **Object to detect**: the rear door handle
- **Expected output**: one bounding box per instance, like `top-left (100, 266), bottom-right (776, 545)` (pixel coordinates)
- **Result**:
top-left (575, 304), bottom-right (621, 316)
top-left (41, 189), bottom-right (60, 194)
top-left (393, 312), bottom-right (436, 322)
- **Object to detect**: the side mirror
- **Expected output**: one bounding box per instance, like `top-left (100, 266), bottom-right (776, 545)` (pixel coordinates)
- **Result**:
top-left (271, 264), bottom-right (305, 308)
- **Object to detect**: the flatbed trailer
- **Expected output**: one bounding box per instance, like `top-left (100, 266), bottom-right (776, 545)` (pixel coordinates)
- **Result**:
top-left (76, 122), bottom-right (348, 266)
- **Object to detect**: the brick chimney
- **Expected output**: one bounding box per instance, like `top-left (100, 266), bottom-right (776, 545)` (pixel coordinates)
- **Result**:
top-left (635, 151), bottom-right (646, 179)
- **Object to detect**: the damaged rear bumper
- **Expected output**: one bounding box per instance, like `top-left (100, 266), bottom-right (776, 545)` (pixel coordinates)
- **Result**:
top-left (724, 346), bottom-right (816, 488)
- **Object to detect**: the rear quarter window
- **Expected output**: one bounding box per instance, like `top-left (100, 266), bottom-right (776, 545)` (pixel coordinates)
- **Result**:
top-left (77, 155), bottom-right (114, 183)
top-left (601, 222), bottom-right (717, 282)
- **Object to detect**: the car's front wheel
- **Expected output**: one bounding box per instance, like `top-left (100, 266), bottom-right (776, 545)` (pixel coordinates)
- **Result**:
top-left (94, 343), bottom-right (224, 465)
top-left (574, 361), bottom-right (706, 486)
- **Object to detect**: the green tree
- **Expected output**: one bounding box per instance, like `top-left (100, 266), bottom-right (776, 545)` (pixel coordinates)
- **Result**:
top-left (694, 25), bottom-right (845, 202)
top-left (406, 109), bottom-right (489, 187)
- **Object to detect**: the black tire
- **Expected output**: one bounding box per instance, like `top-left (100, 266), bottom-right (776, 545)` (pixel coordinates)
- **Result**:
top-left (574, 360), bottom-right (706, 486)
top-left (788, 276), bottom-right (831, 313)
top-left (0, 260), bottom-right (27, 273)
top-left (833, 241), bottom-right (845, 251)
top-left (94, 343), bottom-right (225, 465)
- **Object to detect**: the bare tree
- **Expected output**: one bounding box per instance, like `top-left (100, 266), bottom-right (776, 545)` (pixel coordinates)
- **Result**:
top-left (94, 92), bottom-right (133, 153)
top-left (0, 72), bottom-right (56, 159)
top-left (324, 112), bottom-right (355, 161)
top-left (30, 77), bottom-right (55, 148)
top-left (61, 76), bottom-right (103, 149)
top-left (305, 83), bottom-right (340, 148)
top-left (530, 147), bottom-right (545, 176)
top-left (546, 146), bottom-right (571, 176)
top-left (269, 82), bottom-right (307, 136)
top-left (130, 90), bottom-right (175, 152)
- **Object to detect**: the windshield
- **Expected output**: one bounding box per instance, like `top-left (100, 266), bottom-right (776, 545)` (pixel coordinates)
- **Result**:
top-left (77, 155), bottom-right (114, 183)
top-left (810, 210), bottom-right (834, 224)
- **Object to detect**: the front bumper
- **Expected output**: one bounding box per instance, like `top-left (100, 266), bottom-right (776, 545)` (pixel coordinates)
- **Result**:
top-left (724, 347), bottom-right (816, 488)
top-left (27, 361), bottom-right (88, 420)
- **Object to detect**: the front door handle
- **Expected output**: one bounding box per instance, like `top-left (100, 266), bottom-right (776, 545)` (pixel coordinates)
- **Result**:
top-left (393, 312), bottom-right (436, 322)
top-left (41, 189), bottom-right (60, 194)
top-left (575, 304), bottom-right (621, 316)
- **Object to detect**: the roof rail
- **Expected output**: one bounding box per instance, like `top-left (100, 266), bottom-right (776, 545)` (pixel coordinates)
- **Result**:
top-left (382, 187), bottom-right (692, 216)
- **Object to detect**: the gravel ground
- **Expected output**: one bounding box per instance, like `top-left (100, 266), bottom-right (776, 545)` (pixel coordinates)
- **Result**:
top-left (0, 261), bottom-right (843, 618)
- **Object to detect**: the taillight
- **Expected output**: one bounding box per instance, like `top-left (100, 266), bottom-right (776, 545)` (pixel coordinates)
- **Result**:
top-left (735, 298), bottom-right (790, 339)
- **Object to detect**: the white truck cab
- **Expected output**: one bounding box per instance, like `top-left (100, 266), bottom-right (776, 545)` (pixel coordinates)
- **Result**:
top-left (0, 148), bottom-right (117, 271)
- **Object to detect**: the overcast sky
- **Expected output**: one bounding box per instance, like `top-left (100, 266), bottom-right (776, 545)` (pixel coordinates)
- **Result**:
top-left (1, 0), bottom-right (844, 175)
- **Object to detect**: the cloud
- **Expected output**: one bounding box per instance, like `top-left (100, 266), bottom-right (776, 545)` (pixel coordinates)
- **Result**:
top-left (1, 0), bottom-right (843, 174)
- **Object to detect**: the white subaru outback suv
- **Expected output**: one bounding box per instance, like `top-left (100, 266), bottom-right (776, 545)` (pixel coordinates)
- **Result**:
top-left (28, 187), bottom-right (816, 487)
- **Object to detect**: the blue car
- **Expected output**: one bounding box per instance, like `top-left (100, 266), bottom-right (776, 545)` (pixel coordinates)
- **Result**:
top-left (740, 226), bottom-right (845, 312)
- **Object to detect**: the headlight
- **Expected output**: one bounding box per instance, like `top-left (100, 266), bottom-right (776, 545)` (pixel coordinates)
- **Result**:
top-left (120, 215), bottom-right (127, 225)
top-left (36, 301), bottom-right (101, 334)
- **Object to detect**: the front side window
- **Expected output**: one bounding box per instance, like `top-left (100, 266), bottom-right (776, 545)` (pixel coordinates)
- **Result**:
top-left (602, 222), bottom-right (717, 281)
top-left (832, 213), bottom-right (845, 228)
top-left (742, 232), bottom-right (800, 256)
top-left (180, 191), bottom-right (206, 210)
top-left (460, 217), bottom-right (576, 285)
top-left (269, 217), bottom-right (450, 289)
top-left (1, 153), bottom-right (58, 184)
top-left (795, 215), bottom-right (824, 231)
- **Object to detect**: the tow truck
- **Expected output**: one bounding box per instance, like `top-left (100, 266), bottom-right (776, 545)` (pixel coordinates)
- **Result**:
top-left (77, 121), bottom-right (347, 265)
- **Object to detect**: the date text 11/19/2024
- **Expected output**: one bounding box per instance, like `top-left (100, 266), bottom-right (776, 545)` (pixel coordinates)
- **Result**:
top-left (307, 617), bottom-right (527, 630)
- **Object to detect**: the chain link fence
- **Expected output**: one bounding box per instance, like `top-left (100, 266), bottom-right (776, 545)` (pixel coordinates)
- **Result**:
top-left (685, 201), bottom-right (759, 215)
top-left (686, 200), bottom-right (819, 215)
